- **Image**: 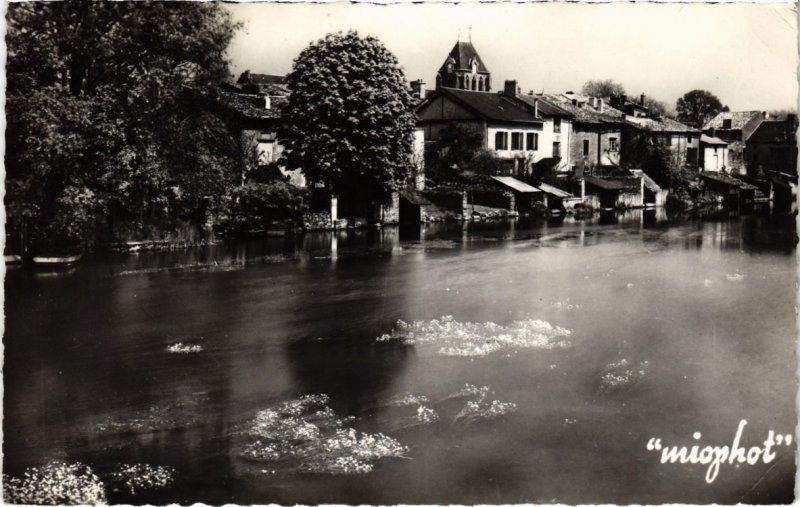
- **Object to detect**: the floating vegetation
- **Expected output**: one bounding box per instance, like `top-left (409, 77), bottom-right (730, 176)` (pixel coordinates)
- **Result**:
top-left (166, 342), bottom-right (203, 354)
top-left (726, 273), bottom-right (745, 282)
top-left (440, 383), bottom-right (491, 402)
top-left (95, 395), bottom-right (207, 435)
top-left (378, 315), bottom-right (571, 357)
top-left (454, 399), bottom-right (517, 425)
top-left (599, 358), bottom-right (649, 392)
top-left (385, 392), bottom-right (430, 407)
top-left (3, 461), bottom-right (107, 505)
top-left (109, 464), bottom-right (174, 495)
top-left (239, 395), bottom-right (407, 475)
top-left (551, 300), bottom-right (582, 310)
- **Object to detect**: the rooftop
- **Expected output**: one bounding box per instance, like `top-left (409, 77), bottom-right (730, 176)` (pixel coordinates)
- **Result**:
top-left (703, 111), bottom-right (762, 131)
top-left (515, 94), bottom-right (573, 119)
top-left (747, 119), bottom-right (797, 145)
top-left (541, 92), bottom-right (626, 124)
top-left (440, 40), bottom-right (490, 74)
top-left (220, 91), bottom-right (286, 120)
top-left (625, 115), bottom-right (700, 133)
top-left (425, 88), bottom-right (543, 124)
top-left (700, 134), bottom-right (728, 146)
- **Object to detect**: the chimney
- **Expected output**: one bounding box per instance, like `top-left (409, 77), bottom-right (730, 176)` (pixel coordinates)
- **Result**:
top-left (264, 96), bottom-right (271, 110)
top-left (640, 93), bottom-right (645, 105)
top-left (591, 97), bottom-right (597, 108)
top-left (621, 94), bottom-right (627, 105)
top-left (763, 111), bottom-right (769, 119)
top-left (504, 80), bottom-right (518, 98)
top-left (788, 113), bottom-right (797, 126)
top-left (533, 98), bottom-right (539, 118)
top-left (410, 80), bottom-right (426, 100)
top-left (598, 98), bottom-right (604, 113)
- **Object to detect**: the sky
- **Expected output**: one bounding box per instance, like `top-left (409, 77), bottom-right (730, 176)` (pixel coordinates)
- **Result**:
top-left (225, 2), bottom-right (798, 112)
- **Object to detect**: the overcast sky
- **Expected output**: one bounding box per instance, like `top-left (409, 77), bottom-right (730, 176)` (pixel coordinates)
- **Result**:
top-left (225, 2), bottom-right (798, 112)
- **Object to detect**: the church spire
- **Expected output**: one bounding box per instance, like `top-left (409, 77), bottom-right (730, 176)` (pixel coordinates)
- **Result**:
top-left (435, 37), bottom-right (492, 92)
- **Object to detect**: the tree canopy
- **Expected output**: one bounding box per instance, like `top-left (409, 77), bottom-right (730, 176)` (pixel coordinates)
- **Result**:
top-left (6, 1), bottom-right (241, 250)
top-left (279, 31), bottom-right (416, 209)
top-left (676, 89), bottom-right (724, 128)
top-left (581, 79), bottom-right (626, 98)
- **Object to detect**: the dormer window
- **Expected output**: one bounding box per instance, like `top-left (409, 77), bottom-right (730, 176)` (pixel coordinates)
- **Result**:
top-left (722, 119), bottom-right (732, 129)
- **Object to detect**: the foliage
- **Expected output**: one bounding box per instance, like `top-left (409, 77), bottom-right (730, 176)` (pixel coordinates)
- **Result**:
top-left (581, 79), bottom-right (626, 98)
top-left (279, 31), bottom-right (416, 211)
top-left (642, 96), bottom-right (673, 118)
top-left (425, 124), bottom-right (484, 181)
top-left (622, 130), bottom-right (686, 189)
top-left (676, 89), bottom-right (724, 127)
top-left (6, 1), bottom-right (242, 251)
top-left (3, 461), bottom-right (107, 505)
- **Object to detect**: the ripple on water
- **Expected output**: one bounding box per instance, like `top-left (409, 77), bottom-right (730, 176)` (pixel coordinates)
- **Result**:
top-left (239, 395), bottom-right (407, 475)
top-left (378, 315), bottom-right (571, 357)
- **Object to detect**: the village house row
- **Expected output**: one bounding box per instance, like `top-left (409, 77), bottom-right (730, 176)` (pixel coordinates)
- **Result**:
top-left (221, 39), bottom-right (798, 220)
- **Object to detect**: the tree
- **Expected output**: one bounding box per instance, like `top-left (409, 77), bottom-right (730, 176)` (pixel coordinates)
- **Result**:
top-left (279, 31), bottom-right (416, 213)
top-left (425, 124), bottom-right (485, 181)
top-left (642, 96), bottom-right (673, 118)
top-left (581, 79), bottom-right (626, 98)
top-left (676, 90), bottom-right (724, 128)
top-left (6, 1), bottom-right (241, 251)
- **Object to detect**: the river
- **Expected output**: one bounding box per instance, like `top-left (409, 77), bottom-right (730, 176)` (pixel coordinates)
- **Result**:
top-left (3, 208), bottom-right (797, 505)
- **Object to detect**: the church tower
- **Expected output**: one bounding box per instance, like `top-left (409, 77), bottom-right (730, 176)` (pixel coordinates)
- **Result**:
top-left (435, 39), bottom-right (492, 92)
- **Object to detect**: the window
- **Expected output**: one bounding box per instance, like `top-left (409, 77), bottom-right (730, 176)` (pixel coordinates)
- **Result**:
top-left (553, 141), bottom-right (561, 157)
top-left (609, 137), bottom-right (619, 152)
top-left (583, 140), bottom-right (590, 156)
top-left (495, 131), bottom-right (508, 150)
top-left (553, 118), bottom-right (561, 133)
top-left (527, 132), bottom-right (539, 151)
top-left (722, 119), bottom-right (732, 129)
top-left (687, 135), bottom-right (693, 144)
top-left (511, 132), bottom-right (523, 150)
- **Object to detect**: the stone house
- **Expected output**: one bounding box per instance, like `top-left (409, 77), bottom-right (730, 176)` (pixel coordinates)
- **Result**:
top-left (505, 83), bottom-right (574, 176)
top-left (744, 115), bottom-right (798, 177)
top-left (220, 72), bottom-right (306, 187)
top-left (622, 115), bottom-right (702, 168)
top-left (416, 86), bottom-right (546, 177)
top-left (702, 111), bottom-right (764, 174)
top-left (538, 92), bottom-right (626, 176)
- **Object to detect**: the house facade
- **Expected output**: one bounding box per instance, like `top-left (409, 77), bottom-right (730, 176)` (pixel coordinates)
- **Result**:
top-left (539, 92), bottom-right (626, 175)
top-left (744, 115), bottom-right (798, 177)
top-left (622, 115), bottom-right (702, 168)
top-left (416, 87), bottom-right (545, 176)
top-left (221, 72), bottom-right (307, 187)
top-left (703, 111), bottom-right (765, 174)
top-left (699, 135), bottom-right (729, 172)
top-left (506, 83), bottom-right (574, 175)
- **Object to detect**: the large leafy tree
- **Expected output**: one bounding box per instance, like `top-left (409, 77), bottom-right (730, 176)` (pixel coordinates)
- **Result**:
top-left (6, 1), bottom-right (241, 251)
top-left (279, 31), bottom-right (416, 211)
top-left (676, 89), bottom-right (724, 128)
top-left (581, 79), bottom-right (625, 98)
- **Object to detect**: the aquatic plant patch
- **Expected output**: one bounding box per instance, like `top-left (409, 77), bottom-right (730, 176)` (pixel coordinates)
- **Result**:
top-left (599, 358), bottom-right (649, 391)
top-left (166, 342), bottom-right (203, 354)
top-left (3, 461), bottom-right (107, 505)
top-left (109, 464), bottom-right (174, 495)
top-left (239, 395), bottom-right (407, 475)
top-left (378, 315), bottom-right (571, 357)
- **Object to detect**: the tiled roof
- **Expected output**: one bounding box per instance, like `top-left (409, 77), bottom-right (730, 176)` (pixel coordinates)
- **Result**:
top-left (541, 93), bottom-right (625, 124)
top-left (625, 115), bottom-right (699, 133)
top-left (440, 41), bottom-right (490, 73)
top-left (700, 134), bottom-right (727, 146)
top-left (431, 88), bottom-right (543, 123)
top-left (703, 111), bottom-right (762, 131)
top-left (220, 91), bottom-right (285, 120)
top-left (238, 72), bottom-right (286, 85)
top-left (747, 120), bottom-right (797, 145)
top-left (515, 94), bottom-right (572, 118)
